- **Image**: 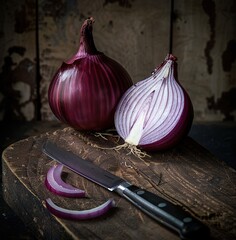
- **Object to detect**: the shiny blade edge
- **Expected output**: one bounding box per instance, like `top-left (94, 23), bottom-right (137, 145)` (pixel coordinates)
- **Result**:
top-left (42, 140), bottom-right (125, 191)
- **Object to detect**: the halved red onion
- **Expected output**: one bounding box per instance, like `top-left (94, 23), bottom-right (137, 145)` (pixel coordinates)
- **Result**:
top-left (48, 17), bottom-right (132, 131)
top-left (45, 198), bottom-right (115, 220)
top-left (114, 54), bottom-right (193, 151)
top-left (45, 164), bottom-right (85, 198)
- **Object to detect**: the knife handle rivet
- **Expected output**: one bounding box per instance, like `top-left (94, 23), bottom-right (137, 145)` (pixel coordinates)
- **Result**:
top-left (137, 190), bottom-right (145, 195)
top-left (158, 202), bottom-right (167, 208)
top-left (183, 217), bottom-right (192, 223)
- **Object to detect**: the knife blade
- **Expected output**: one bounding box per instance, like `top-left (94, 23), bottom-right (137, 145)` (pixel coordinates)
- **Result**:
top-left (42, 140), bottom-right (209, 239)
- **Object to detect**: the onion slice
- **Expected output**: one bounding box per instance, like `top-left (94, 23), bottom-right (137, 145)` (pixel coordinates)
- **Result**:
top-left (45, 198), bottom-right (115, 220)
top-left (45, 164), bottom-right (85, 198)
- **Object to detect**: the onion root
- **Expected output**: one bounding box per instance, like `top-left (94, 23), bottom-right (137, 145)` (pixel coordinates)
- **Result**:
top-left (92, 140), bottom-right (151, 159)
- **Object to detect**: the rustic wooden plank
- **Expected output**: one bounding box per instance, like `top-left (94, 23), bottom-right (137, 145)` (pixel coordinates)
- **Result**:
top-left (38, 0), bottom-right (171, 120)
top-left (0, 0), bottom-right (37, 121)
top-left (173, 0), bottom-right (236, 121)
top-left (2, 127), bottom-right (236, 239)
top-left (0, 0), bottom-right (235, 123)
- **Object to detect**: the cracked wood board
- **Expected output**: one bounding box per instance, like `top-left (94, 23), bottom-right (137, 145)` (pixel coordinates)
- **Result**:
top-left (2, 127), bottom-right (236, 239)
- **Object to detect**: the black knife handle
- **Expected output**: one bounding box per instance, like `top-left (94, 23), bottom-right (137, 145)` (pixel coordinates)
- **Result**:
top-left (119, 185), bottom-right (209, 239)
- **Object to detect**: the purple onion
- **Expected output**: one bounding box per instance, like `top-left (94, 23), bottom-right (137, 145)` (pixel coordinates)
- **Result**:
top-left (114, 54), bottom-right (194, 151)
top-left (48, 17), bottom-right (133, 130)
top-left (45, 164), bottom-right (85, 198)
top-left (45, 198), bottom-right (115, 220)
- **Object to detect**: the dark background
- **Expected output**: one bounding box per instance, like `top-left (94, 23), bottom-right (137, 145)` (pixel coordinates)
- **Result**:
top-left (0, 0), bottom-right (236, 239)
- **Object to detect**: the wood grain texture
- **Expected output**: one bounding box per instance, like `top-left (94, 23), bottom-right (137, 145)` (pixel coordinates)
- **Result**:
top-left (0, 0), bottom-right (235, 122)
top-left (173, 0), bottom-right (236, 121)
top-left (2, 127), bottom-right (236, 239)
top-left (0, 0), bottom-right (37, 121)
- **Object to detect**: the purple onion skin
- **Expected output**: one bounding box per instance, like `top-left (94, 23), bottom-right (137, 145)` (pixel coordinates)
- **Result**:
top-left (45, 198), bottom-right (115, 220)
top-left (114, 54), bottom-right (194, 152)
top-left (140, 57), bottom-right (194, 151)
top-left (140, 90), bottom-right (194, 152)
top-left (48, 17), bottom-right (132, 131)
top-left (45, 177), bottom-right (85, 198)
top-left (44, 164), bottom-right (86, 198)
top-left (48, 55), bottom-right (132, 130)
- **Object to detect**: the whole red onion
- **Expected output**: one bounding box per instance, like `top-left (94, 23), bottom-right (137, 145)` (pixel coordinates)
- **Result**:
top-left (48, 17), bottom-right (132, 130)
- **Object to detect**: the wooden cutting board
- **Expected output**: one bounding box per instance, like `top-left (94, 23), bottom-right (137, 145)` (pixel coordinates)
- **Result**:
top-left (2, 127), bottom-right (236, 240)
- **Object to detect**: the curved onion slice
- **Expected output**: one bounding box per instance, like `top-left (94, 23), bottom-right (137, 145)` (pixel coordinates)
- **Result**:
top-left (45, 198), bottom-right (115, 220)
top-left (45, 164), bottom-right (85, 198)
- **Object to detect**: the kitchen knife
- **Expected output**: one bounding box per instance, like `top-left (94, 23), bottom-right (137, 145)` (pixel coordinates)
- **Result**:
top-left (42, 140), bottom-right (209, 239)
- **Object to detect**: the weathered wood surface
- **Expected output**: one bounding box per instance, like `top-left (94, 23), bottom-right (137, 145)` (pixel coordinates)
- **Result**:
top-left (1, 0), bottom-right (235, 122)
top-left (2, 127), bottom-right (236, 240)
top-left (173, 0), bottom-right (236, 121)
top-left (0, 0), bottom-right (37, 121)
